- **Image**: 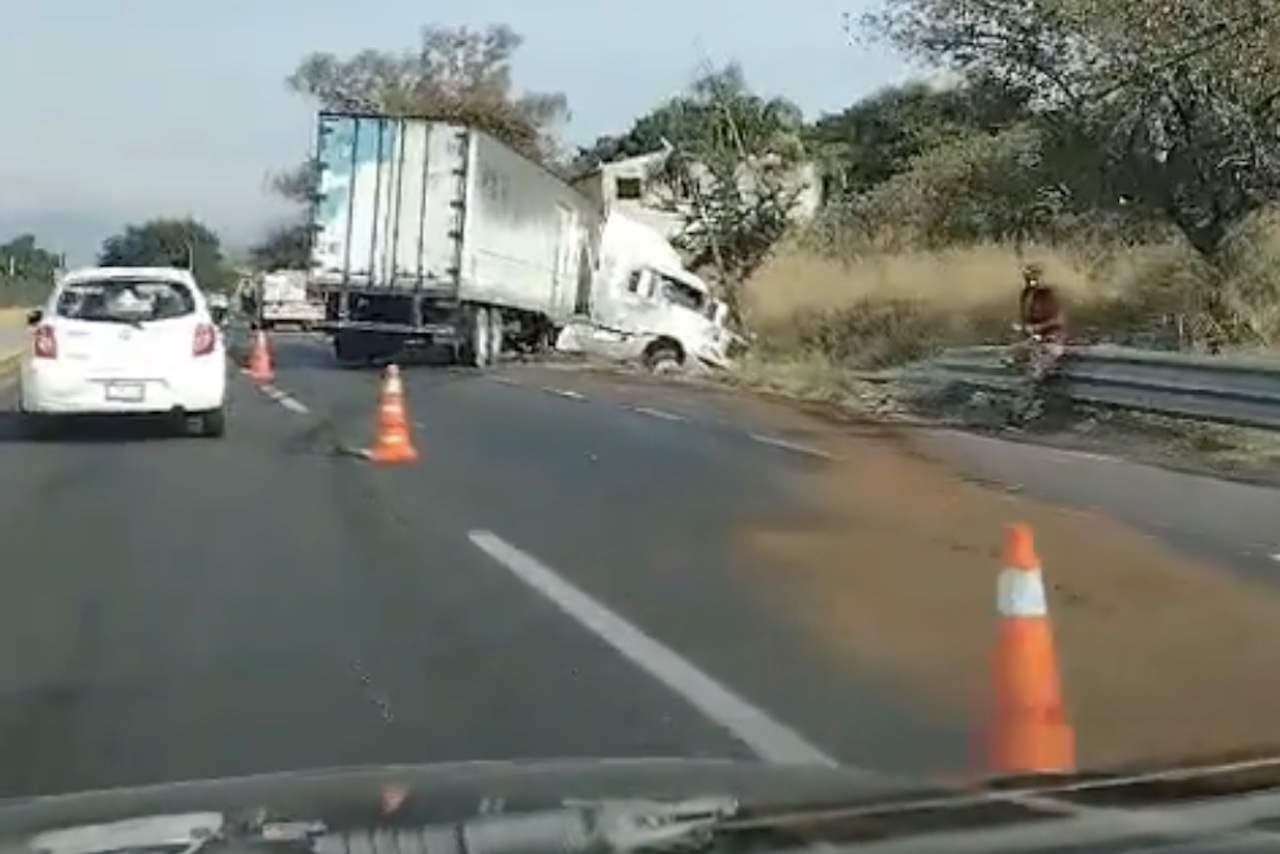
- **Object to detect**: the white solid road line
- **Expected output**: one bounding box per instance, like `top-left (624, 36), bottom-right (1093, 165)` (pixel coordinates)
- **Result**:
top-left (468, 529), bottom-right (839, 767)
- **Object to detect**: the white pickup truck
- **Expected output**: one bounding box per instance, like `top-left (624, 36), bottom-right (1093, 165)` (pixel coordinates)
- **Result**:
top-left (256, 270), bottom-right (325, 331)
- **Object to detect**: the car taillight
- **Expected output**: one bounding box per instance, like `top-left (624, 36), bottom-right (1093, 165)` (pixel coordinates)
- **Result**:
top-left (193, 322), bottom-right (217, 357)
top-left (33, 324), bottom-right (56, 359)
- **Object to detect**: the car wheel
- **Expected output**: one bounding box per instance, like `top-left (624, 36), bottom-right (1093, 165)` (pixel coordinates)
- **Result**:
top-left (197, 406), bottom-right (226, 438)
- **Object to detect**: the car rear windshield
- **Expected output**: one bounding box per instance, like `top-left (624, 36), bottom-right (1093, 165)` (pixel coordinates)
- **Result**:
top-left (55, 277), bottom-right (197, 323)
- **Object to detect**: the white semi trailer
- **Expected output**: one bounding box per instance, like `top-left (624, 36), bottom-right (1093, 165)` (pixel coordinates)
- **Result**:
top-left (308, 112), bottom-right (599, 367)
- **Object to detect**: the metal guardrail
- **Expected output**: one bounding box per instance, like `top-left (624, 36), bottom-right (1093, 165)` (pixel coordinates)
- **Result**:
top-left (929, 344), bottom-right (1280, 431)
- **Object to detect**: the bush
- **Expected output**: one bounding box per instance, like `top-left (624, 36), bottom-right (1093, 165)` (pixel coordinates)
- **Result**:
top-left (741, 205), bottom-right (1280, 382)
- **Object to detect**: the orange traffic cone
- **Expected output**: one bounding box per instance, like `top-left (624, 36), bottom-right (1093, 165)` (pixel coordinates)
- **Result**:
top-left (246, 330), bottom-right (274, 381)
top-left (365, 364), bottom-right (418, 463)
top-left (988, 523), bottom-right (1075, 774)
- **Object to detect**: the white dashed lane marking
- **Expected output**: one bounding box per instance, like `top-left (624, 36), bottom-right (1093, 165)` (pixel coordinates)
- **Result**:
top-left (495, 374), bottom-right (834, 460)
top-left (250, 380), bottom-right (311, 415)
top-left (543, 387), bottom-right (585, 400)
top-left (631, 406), bottom-right (686, 422)
top-left (256, 369), bottom-right (831, 459)
top-left (747, 433), bottom-right (832, 460)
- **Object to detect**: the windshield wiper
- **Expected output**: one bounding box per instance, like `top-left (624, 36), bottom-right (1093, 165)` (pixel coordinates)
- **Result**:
top-left (302, 793), bottom-right (1047, 854)
top-left (279, 797), bottom-right (740, 854)
top-left (574, 796), bottom-right (740, 852)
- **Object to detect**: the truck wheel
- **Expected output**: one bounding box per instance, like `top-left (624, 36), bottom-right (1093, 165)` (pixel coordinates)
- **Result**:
top-left (487, 308), bottom-right (504, 364)
top-left (643, 338), bottom-right (684, 374)
top-left (466, 306), bottom-right (492, 368)
top-left (334, 332), bottom-right (369, 368)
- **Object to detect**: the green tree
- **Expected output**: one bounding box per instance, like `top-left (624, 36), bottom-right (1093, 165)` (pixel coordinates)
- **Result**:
top-left (0, 234), bottom-right (62, 281)
top-left (646, 64), bottom-right (808, 325)
top-left (267, 23), bottom-right (569, 262)
top-left (0, 234), bottom-right (63, 306)
top-left (571, 94), bottom-right (729, 173)
top-left (98, 218), bottom-right (234, 291)
top-left (858, 0), bottom-right (1280, 261)
top-left (270, 159), bottom-right (321, 206)
top-left (804, 75), bottom-right (1155, 254)
top-left (806, 75), bottom-right (1034, 196)
top-left (288, 24), bottom-right (567, 161)
top-left (249, 221), bottom-right (312, 271)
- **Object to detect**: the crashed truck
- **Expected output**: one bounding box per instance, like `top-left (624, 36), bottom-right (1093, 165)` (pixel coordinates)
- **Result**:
top-left (305, 110), bottom-right (737, 370)
top-left (254, 269), bottom-right (326, 331)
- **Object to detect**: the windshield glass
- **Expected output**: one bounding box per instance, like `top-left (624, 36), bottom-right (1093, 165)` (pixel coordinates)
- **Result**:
top-left (55, 277), bottom-right (196, 323)
top-left (8, 6), bottom-right (1280, 840)
top-left (653, 272), bottom-right (706, 312)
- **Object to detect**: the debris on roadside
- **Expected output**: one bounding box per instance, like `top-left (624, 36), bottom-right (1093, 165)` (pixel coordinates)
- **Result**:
top-left (553, 319), bottom-right (738, 378)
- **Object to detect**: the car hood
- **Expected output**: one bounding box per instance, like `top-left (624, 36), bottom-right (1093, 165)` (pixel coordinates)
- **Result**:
top-left (0, 758), bottom-right (935, 837)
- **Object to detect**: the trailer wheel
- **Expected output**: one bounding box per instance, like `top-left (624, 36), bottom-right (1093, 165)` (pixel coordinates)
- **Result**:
top-left (334, 330), bottom-right (374, 369)
top-left (487, 308), bottom-right (504, 364)
top-left (462, 306), bottom-right (491, 368)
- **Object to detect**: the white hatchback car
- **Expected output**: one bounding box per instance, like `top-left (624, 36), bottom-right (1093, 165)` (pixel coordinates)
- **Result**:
top-left (19, 266), bottom-right (227, 437)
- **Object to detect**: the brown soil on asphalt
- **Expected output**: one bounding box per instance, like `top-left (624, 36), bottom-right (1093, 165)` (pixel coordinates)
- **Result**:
top-left (507, 364), bottom-right (1280, 774)
top-left (729, 398), bottom-right (1280, 774)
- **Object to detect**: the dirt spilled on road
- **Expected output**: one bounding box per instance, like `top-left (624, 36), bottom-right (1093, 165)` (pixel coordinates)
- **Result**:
top-left (734, 404), bottom-right (1280, 772)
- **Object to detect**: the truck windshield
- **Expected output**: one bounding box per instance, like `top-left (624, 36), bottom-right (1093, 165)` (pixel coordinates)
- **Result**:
top-left (653, 273), bottom-right (706, 313)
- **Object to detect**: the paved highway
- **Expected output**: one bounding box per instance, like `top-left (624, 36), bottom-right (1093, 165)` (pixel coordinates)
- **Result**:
top-left (912, 429), bottom-right (1280, 583)
top-left (0, 335), bottom-right (964, 800)
top-left (6, 329), bottom-right (1278, 800)
top-left (10, 327), bottom-right (1280, 804)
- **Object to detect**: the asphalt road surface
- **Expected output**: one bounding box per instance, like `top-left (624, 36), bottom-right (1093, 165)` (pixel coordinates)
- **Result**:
top-left (911, 429), bottom-right (1280, 585)
top-left (0, 335), bottom-right (964, 800)
top-left (7, 329), bottom-right (1280, 800)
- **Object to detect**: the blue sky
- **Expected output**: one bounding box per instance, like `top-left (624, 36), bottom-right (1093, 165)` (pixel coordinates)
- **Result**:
top-left (0, 0), bottom-right (916, 258)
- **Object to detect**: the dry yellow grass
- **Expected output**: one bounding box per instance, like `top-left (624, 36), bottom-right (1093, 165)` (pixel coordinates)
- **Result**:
top-left (736, 232), bottom-right (1268, 372)
top-left (745, 242), bottom-right (1099, 324)
top-left (744, 210), bottom-right (1280, 363)
top-left (727, 225), bottom-right (1280, 475)
top-left (0, 307), bottom-right (29, 326)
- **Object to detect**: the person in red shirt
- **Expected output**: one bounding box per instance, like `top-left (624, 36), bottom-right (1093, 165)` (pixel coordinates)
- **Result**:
top-left (1017, 264), bottom-right (1066, 342)
top-left (1014, 264), bottom-right (1067, 380)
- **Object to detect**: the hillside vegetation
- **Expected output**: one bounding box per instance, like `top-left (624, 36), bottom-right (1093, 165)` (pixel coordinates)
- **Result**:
top-left (10, 10), bottom-right (1280, 388)
top-left (573, 1), bottom-right (1280, 383)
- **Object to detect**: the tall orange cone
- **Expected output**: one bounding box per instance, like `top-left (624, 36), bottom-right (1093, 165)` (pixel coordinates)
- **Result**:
top-left (365, 364), bottom-right (418, 463)
top-left (246, 330), bottom-right (274, 381)
top-left (988, 523), bottom-right (1075, 774)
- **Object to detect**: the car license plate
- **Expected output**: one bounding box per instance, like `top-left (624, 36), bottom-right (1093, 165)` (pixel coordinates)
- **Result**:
top-left (104, 382), bottom-right (145, 402)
